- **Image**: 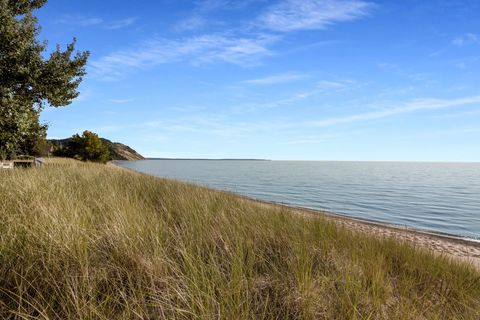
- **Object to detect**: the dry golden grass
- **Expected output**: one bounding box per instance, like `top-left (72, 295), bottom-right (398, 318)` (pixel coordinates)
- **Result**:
top-left (0, 159), bottom-right (479, 319)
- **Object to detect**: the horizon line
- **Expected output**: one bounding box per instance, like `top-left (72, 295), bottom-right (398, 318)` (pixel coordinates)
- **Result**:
top-left (139, 158), bottom-right (480, 164)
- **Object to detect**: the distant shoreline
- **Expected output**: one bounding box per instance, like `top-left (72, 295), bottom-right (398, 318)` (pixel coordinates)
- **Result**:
top-left (145, 158), bottom-right (271, 161)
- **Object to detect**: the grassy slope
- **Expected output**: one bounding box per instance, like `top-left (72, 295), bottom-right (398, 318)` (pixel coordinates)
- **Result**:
top-left (0, 159), bottom-right (479, 319)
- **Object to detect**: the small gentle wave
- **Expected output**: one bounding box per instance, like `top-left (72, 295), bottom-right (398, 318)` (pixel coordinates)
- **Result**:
top-left (117, 160), bottom-right (480, 239)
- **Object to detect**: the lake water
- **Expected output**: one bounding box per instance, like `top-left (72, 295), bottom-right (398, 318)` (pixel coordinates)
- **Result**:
top-left (117, 160), bottom-right (480, 240)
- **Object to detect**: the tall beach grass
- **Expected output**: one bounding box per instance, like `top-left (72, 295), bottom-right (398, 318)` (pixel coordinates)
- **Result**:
top-left (0, 158), bottom-right (479, 319)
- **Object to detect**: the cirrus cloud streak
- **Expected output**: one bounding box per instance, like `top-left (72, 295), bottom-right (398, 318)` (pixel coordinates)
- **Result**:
top-left (258, 0), bottom-right (373, 32)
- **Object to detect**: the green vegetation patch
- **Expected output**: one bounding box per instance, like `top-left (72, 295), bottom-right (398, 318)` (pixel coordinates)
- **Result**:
top-left (1, 160), bottom-right (479, 319)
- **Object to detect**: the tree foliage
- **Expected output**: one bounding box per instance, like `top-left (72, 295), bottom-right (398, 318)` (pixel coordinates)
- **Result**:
top-left (55, 130), bottom-right (110, 163)
top-left (0, 101), bottom-right (48, 157)
top-left (0, 0), bottom-right (89, 158)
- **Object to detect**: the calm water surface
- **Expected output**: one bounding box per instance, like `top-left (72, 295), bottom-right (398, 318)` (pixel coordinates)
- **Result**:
top-left (117, 160), bottom-right (480, 239)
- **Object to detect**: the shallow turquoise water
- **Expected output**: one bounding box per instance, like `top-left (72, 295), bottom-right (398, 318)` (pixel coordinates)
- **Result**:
top-left (117, 160), bottom-right (480, 239)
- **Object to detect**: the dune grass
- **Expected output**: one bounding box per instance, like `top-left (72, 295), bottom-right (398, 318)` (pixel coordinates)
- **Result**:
top-left (0, 158), bottom-right (479, 319)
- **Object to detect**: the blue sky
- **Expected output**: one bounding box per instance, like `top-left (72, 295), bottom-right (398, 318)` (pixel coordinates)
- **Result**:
top-left (38, 0), bottom-right (480, 161)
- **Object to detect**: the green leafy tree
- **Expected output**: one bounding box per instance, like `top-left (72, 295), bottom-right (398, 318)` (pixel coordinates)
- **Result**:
top-left (59, 130), bottom-right (110, 163)
top-left (0, 0), bottom-right (89, 159)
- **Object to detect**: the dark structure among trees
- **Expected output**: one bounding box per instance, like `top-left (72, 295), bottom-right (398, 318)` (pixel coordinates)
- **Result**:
top-left (0, 0), bottom-right (89, 159)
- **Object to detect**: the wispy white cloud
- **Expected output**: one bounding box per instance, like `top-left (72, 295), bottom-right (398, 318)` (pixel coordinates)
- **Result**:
top-left (310, 96), bottom-right (480, 127)
top-left (452, 56), bottom-right (480, 70)
top-left (78, 17), bottom-right (104, 26)
top-left (87, 114), bottom-right (294, 139)
top-left (377, 62), bottom-right (435, 84)
top-left (75, 95), bottom-right (480, 145)
top-left (230, 79), bottom-right (357, 111)
top-left (452, 33), bottom-right (480, 47)
top-left (175, 0), bottom-right (260, 32)
top-left (194, 0), bottom-right (264, 12)
top-left (317, 80), bottom-right (351, 89)
top-left (105, 17), bottom-right (138, 30)
top-left (376, 62), bottom-right (402, 72)
top-left (54, 16), bottom-right (103, 27)
top-left (258, 0), bottom-right (373, 32)
top-left (242, 72), bottom-right (308, 85)
top-left (428, 49), bottom-right (444, 58)
top-left (91, 1), bottom-right (376, 80)
top-left (108, 98), bottom-right (134, 104)
top-left (90, 33), bottom-right (279, 80)
top-left (57, 15), bottom-right (136, 30)
top-left (291, 80), bottom-right (356, 99)
top-left (174, 16), bottom-right (208, 31)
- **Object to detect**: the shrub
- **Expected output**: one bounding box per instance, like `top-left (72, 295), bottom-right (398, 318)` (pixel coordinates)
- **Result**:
top-left (56, 130), bottom-right (110, 163)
